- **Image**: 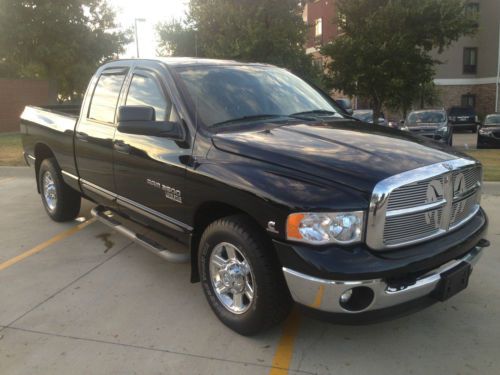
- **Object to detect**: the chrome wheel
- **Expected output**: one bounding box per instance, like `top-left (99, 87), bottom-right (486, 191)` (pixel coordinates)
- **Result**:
top-left (209, 242), bottom-right (255, 314)
top-left (42, 171), bottom-right (57, 211)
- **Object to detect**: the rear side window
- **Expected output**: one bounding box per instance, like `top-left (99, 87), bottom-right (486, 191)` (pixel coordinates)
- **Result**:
top-left (88, 73), bottom-right (126, 123)
top-left (126, 74), bottom-right (171, 121)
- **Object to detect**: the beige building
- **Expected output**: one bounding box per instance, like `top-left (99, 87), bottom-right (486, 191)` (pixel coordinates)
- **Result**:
top-left (434, 0), bottom-right (500, 116)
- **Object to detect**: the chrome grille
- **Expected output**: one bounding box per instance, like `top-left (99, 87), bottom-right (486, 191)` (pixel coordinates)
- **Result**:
top-left (366, 159), bottom-right (482, 250)
top-left (450, 190), bottom-right (480, 227)
top-left (384, 208), bottom-right (443, 245)
top-left (387, 176), bottom-right (444, 211)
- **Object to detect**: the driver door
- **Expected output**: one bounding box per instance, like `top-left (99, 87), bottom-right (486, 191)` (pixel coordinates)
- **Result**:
top-left (113, 68), bottom-right (192, 235)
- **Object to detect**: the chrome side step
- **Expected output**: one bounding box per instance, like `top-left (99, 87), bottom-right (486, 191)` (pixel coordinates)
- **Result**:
top-left (91, 206), bottom-right (190, 264)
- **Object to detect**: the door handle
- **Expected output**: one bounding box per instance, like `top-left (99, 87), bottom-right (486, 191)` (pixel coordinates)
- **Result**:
top-left (114, 140), bottom-right (131, 154)
top-left (76, 131), bottom-right (89, 142)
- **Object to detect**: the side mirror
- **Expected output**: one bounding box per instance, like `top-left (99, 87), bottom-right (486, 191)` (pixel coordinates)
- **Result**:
top-left (117, 106), bottom-right (185, 141)
top-left (400, 119), bottom-right (405, 124)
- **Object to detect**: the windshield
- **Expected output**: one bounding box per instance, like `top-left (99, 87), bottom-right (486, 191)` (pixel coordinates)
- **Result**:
top-left (484, 114), bottom-right (500, 125)
top-left (173, 65), bottom-right (343, 127)
top-left (407, 111), bottom-right (446, 124)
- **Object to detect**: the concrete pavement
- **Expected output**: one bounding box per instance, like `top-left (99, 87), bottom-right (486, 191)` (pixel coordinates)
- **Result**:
top-left (0, 167), bottom-right (499, 375)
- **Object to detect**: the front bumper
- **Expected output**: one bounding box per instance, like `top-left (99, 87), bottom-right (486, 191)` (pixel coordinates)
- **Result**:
top-left (283, 245), bottom-right (484, 315)
top-left (275, 208), bottom-right (488, 321)
top-left (477, 133), bottom-right (500, 149)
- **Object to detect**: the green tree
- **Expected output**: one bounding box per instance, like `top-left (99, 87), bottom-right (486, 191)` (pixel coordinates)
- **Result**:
top-left (321, 0), bottom-right (478, 123)
top-left (0, 0), bottom-right (130, 101)
top-left (157, 0), bottom-right (322, 83)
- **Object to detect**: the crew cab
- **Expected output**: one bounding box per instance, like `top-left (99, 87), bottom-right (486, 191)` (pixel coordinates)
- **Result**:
top-left (21, 58), bottom-right (489, 335)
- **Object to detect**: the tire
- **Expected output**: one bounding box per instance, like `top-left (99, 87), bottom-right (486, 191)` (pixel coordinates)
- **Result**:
top-left (198, 215), bottom-right (292, 335)
top-left (38, 158), bottom-right (81, 222)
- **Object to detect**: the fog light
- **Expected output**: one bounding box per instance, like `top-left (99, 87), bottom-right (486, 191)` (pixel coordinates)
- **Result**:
top-left (339, 286), bottom-right (375, 312)
top-left (340, 289), bottom-right (353, 304)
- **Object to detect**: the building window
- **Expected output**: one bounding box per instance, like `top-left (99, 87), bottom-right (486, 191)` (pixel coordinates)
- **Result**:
top-left (461, 94), bottom-right (476, 108)
top-left (315, 18), bottom-right (322, 36)
top-left (463, 47), bottom-right (478, 74)
top-left (314, 18), bottom-right (323, 45)
top-left (465, 2), bottom-right (480, 18)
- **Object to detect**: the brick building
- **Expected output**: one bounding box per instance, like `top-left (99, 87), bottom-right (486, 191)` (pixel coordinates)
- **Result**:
top-left (433, 0), bottom-right (500, 117)
top-left (302, 0), bottom-right (337, 71)
top-left (0, 79), bottom-right (52, 133)
top-left (302, 0), bottom-right (500, 116)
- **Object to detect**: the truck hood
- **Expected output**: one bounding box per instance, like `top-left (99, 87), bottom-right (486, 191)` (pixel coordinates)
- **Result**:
top-left (212, 120), bottom-right (463, 193)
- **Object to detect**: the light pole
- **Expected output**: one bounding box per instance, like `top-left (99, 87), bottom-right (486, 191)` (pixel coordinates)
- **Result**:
top-left (496, 22), bottom-right (500, 112)
top-left (134, 18), bottom-right (146, 58)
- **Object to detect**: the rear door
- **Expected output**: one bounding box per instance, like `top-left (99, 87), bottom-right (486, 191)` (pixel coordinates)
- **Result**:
top-left (75, 67), bottom-right (128, 205)
top-left (113, 67), bottom-right (192, 236)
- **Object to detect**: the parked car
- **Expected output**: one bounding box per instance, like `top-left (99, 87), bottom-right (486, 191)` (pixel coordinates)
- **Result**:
top-left (400, 109), bottom-right (453, 145)
top-left (21, 58), bottom-right (489, 335)
top-left (335, 98), bottom-right (354, 115)
top-left (352, 109), bottom-right (388, 126)
top-left (477, 113), bottom-right (500, 149)
top-left (448, 106), bottom-right (479, 132)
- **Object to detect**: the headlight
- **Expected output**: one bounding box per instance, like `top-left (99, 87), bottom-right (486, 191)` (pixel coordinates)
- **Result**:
top-left (286, 211), bottom-right (364, 245)
top-left (479, 128), bottom-right (491, 135)
top-left (399, 125), bottom-right (409, 131)
top-left (438, 126), bottom-right (448, 133)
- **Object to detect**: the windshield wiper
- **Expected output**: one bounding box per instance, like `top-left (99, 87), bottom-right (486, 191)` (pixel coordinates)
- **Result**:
top-left (290, 109), bottom-right (338, 117)
top-left (211, 114), bottom-right (291, 128)
top-left (290, 109), bottom-right (360, 122)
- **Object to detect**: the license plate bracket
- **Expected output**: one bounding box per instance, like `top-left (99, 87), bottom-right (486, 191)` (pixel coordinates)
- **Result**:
top-left (433, 262), bottom-right (472, 302)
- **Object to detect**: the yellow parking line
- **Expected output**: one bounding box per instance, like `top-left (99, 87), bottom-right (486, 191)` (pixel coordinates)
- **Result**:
top-left (0, 177), bottom-right (16, 185)
top-left (0, 218), bottom-right (96, 271)
top-left (269, 307), bottom-right (302, 375)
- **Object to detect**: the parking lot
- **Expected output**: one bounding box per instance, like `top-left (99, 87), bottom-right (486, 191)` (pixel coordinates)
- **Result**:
top-left (1, 166), bottom-right (499, 375)
top-left (452, 131), bottom-right (479, 149)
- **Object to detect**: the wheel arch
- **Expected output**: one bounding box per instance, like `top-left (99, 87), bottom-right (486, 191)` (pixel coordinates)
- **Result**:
top-left (189, 201), bottom-right (273, 283)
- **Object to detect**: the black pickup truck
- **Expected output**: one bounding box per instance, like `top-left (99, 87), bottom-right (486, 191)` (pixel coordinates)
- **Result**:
top-left (21, 58), bottom-right (489, 335)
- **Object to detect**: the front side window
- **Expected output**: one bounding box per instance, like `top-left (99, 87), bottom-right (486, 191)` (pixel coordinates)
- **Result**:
top-left (174, 65), bottom-right (343, 128)
top-left (463, 47), bottom-right (478, 74)
top-left (126, 74), bottom-right (170, 121)
top-left (88, 73), bottom-right (126, 123)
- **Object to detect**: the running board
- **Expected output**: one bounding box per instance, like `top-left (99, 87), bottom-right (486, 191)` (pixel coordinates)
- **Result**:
top-left (91, 206), bottom-right (190, 264)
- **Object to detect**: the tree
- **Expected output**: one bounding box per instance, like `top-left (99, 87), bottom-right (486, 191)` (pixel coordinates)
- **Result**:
top-left (156, 0), bottom-right (322, 84)
top-left (321, 0), bottom-right (478, 123)
top-left (0, 0), bottom-right (130, 101)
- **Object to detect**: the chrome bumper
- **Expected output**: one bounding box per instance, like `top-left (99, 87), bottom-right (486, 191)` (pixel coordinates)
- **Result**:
top-left (283, 246), bottom-right (484, 314)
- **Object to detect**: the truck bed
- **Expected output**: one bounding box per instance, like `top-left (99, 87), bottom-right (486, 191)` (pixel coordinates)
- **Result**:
top-left (20, 104), bottom-right (83, 184)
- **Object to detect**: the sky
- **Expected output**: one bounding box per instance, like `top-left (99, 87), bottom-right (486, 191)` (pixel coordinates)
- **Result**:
top-left (108, 0), bottom-right (188, 58)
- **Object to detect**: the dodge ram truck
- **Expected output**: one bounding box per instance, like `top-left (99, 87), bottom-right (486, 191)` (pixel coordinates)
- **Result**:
top-left (21, 58), bottom-right (490, 335)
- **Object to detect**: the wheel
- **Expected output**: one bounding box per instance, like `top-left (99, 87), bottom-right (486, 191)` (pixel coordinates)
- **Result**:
top-left (198, 215), bottom-right (292, 335)
top-left (38, 158), bottom-right (81, 222)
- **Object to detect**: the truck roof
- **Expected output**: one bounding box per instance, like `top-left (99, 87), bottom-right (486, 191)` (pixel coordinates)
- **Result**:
top-left (104, 57), bottom-right (273, 68)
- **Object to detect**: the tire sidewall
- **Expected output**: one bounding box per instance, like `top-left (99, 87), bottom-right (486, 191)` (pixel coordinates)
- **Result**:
top-left (39, 159), bottom-right (63, 219)
top-left (199, 223), bottom-right (265, 332)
